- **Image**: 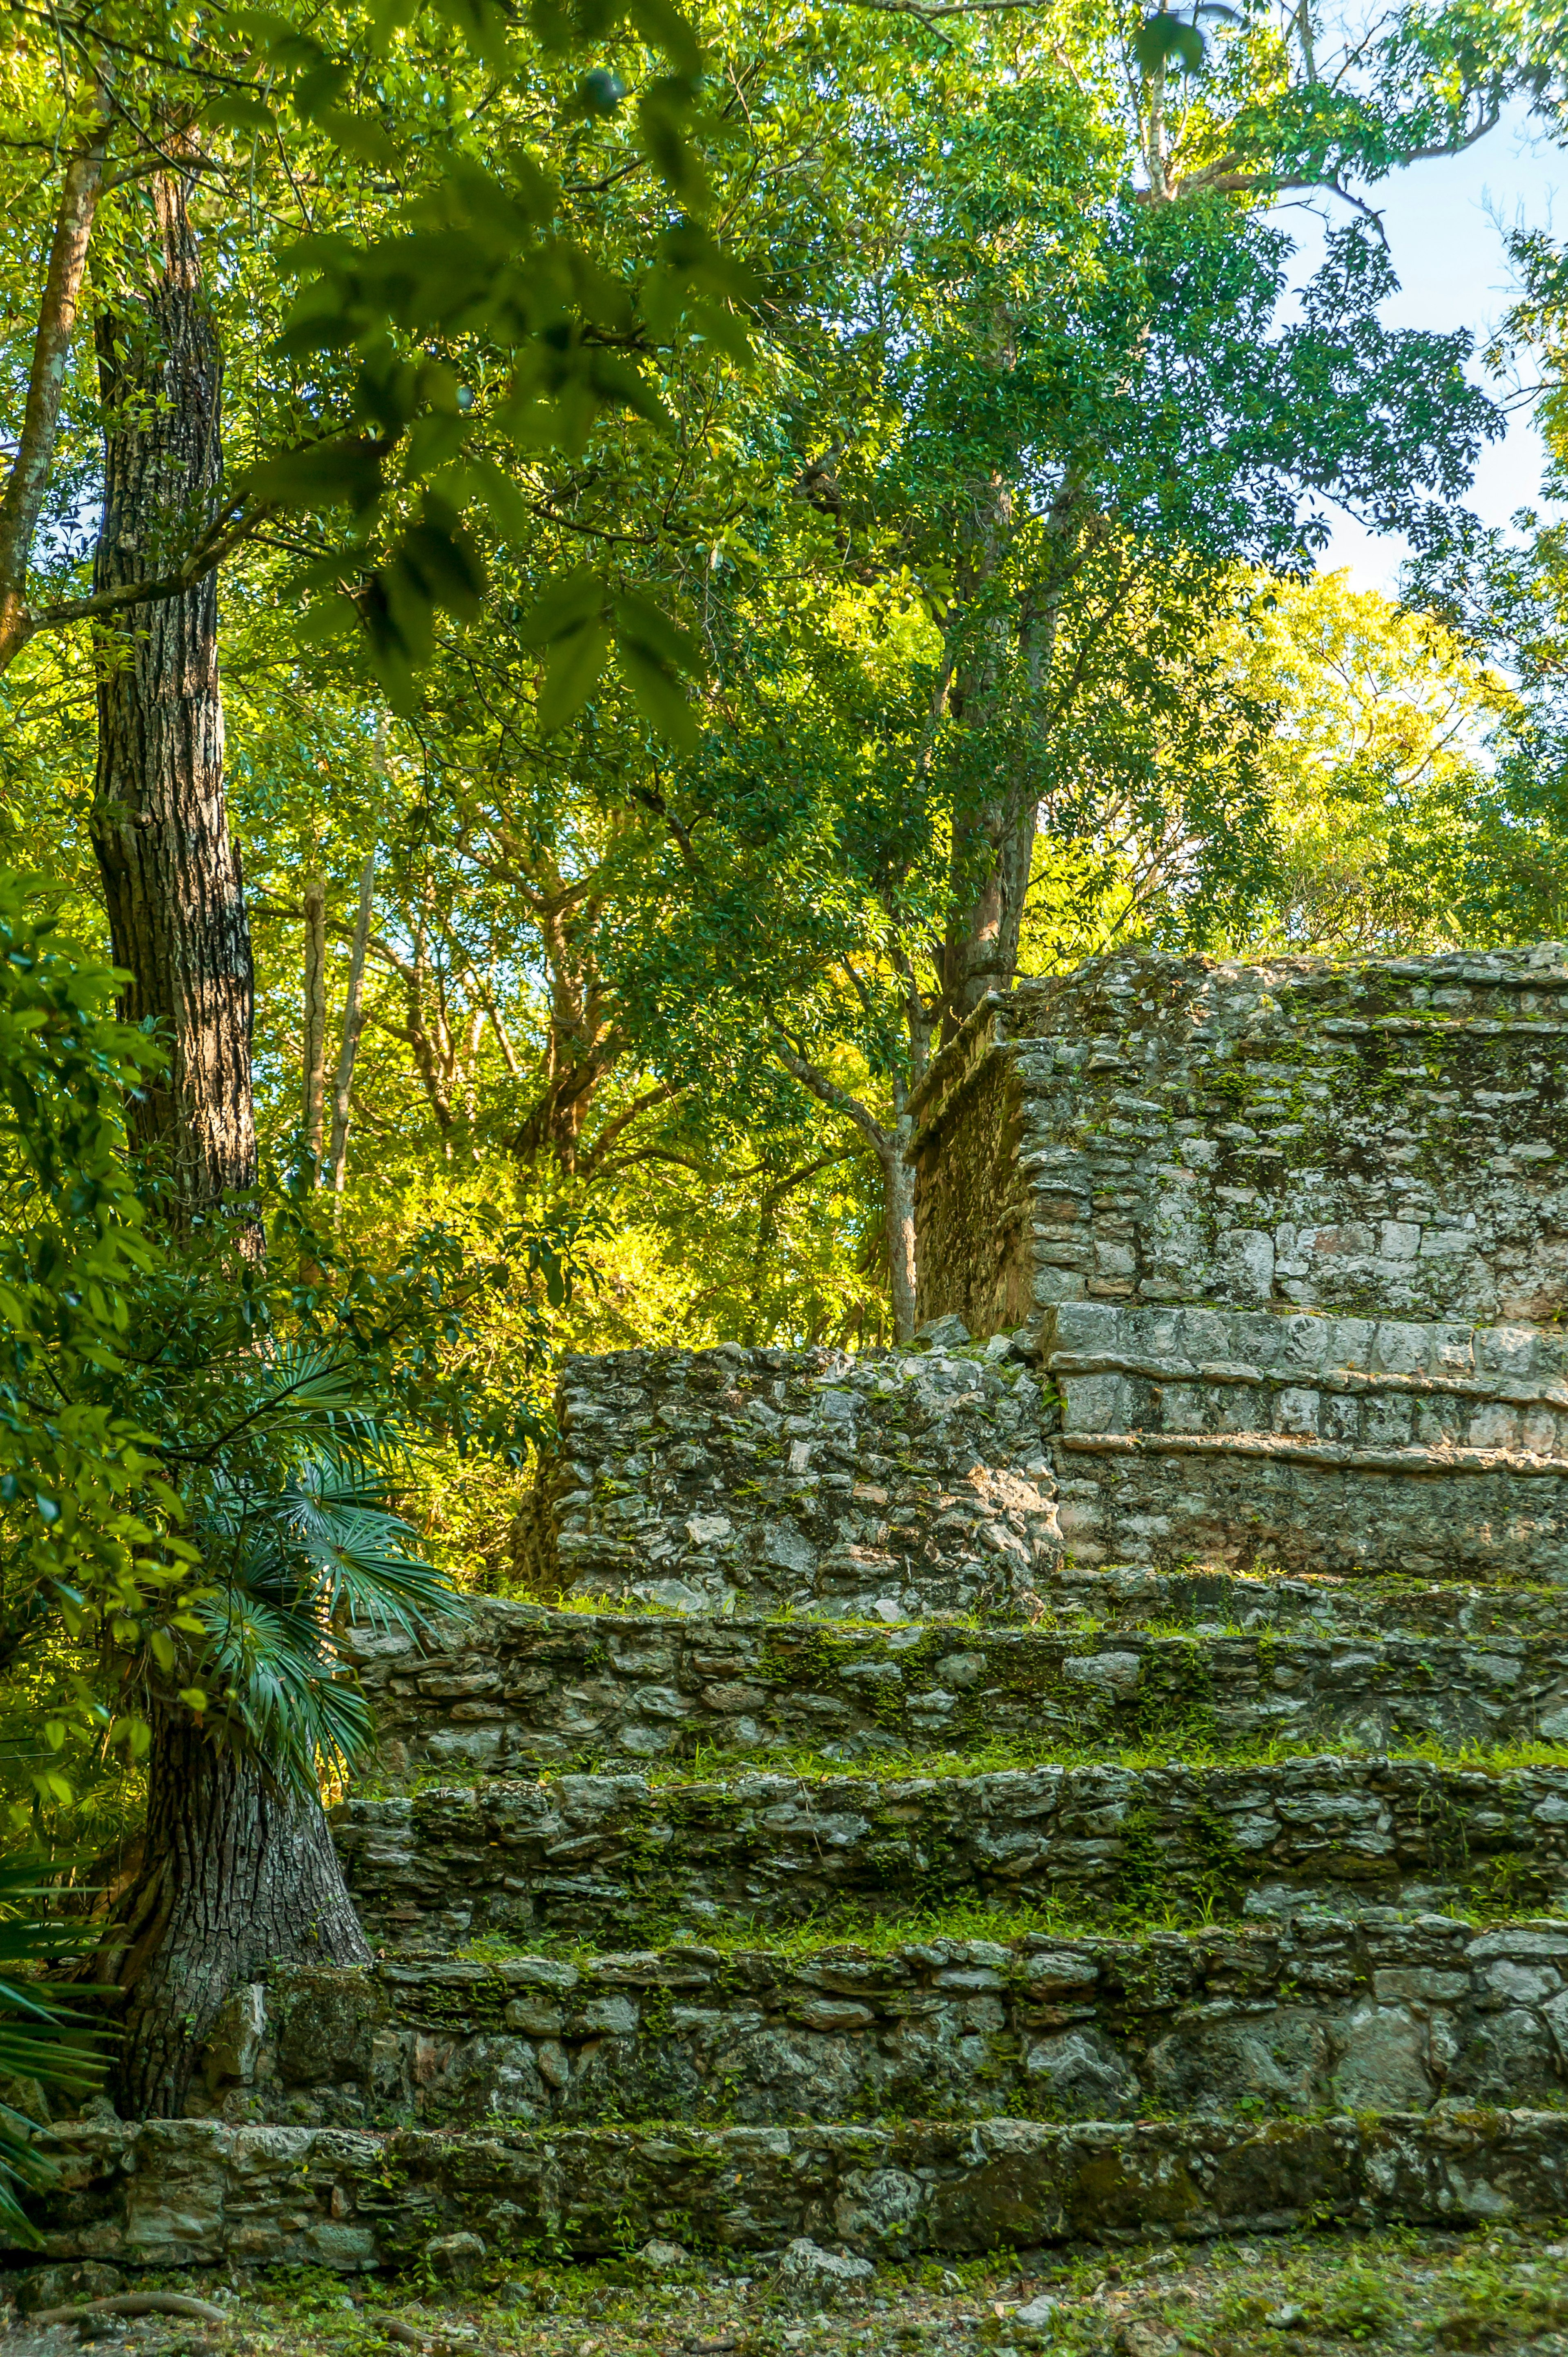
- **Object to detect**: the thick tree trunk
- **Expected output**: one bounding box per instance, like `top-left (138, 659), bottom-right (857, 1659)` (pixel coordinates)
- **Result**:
top-left (88, 163), bottom-right (256, 1212)
top-left (100, 1707), bottom-right (370, 2119)
top-left (86, 159), bottom-right (371, 2116)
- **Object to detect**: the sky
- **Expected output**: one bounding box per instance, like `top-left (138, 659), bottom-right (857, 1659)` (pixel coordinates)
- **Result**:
top-left (1269, 103), bottom-right (1564, 588)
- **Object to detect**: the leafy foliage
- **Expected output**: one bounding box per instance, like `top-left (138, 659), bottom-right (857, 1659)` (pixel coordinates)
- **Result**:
top-left (0, 866), bottom-right (595, 1831)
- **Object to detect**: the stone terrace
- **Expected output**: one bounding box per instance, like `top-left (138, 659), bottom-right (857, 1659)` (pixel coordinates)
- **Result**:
top-left (25, 948), bottom-right (1568, 2279)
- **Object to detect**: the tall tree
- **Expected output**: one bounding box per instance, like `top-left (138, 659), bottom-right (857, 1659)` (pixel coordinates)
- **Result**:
top-left (84, 158), bottom-right (377, 2117)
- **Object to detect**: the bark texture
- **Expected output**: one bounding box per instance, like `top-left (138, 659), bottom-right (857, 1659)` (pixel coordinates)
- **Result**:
top-left (302, 872), bottom-right (327, 1173)
top-left (88, 163), bottom-right (256, 1211)
top-left (102, 1708), bottom-right (370, 2119)
top-left (327, 850), bottom-right (376, 1191)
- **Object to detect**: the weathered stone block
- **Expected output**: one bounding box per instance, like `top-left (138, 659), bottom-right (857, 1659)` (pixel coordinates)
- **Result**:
top-left (349, 1603), bottom-right (1568, 1775)
top-left (184, 1917), bottom-right (1568, 2134)
top-left (523, 1343), bottom-right (1060, 1620)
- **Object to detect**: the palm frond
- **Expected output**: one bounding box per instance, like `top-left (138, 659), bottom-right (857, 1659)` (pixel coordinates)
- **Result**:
top-left (196, 1590), bottom-right (373, 1789)
top-left (171, 1344), bottom-right (469, 1786)
top-left (0, 1861), bottom-right (110, 2246)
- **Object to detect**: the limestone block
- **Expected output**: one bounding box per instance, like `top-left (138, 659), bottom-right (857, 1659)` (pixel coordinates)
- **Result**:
top-left (527, 1343), bottom-right (1062, 1621)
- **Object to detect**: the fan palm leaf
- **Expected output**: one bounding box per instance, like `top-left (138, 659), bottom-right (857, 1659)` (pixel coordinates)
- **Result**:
top-left (0, 1860), bottom-right (108, 2245)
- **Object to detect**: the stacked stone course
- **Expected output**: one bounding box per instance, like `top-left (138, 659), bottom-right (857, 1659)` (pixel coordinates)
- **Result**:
top-left (28, 948), bottom-right (1568, 2277)
top-left (191, 1914), bottom-right (1568, 2132)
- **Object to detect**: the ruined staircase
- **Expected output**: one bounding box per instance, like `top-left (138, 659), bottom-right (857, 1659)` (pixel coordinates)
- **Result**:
top-left (36, 948), bottom-right (1568, 2275)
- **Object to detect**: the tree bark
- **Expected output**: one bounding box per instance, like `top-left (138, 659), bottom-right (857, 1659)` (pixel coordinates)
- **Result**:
top-left (883, 1116), bottom-right (918, 1346)
top-left (88, 161), bottom-right (256, 1213)
top-left (768, 1029), bottom-right (923, 1344)
top-left (98, 1706), bottom-right (370, 2119)
top-left (302, 872), bottom-right (327, 1175)
top-left (938, 476), bottom-right (1038, 1041)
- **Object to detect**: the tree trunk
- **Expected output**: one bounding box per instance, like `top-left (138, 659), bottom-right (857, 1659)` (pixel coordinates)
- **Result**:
top-left (327, 848), bottom-right (376, 1192)
top-left (0, 112), bottom-right (107, 671)
top-left (86, 157), bottom-right (372, 2116)
top-left (100, 1706), bottom-right (370, 2119)
top-left (87, 161), bottom-right (256, 1213)
top-left (302, 871), bottom-right (327, 1174)
top-left (939, 476), bottom-right (1037, 1040)
top-left (883, 1123), bottom-right (918, 1347)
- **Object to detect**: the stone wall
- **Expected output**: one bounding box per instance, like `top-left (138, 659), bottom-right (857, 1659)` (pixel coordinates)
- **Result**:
top-left (332, 1759), bottom-right (1568, 1950)
top-left (911, 947), bottom-right (1568, 1343)
top-left (541, 1340), bottom-right (1059, 1618)
top-left (195, 1916), bottom-right (1568, 2132)
top-left (352, 1604), bottom-right (1568, 1776)
top-left (29, 2112), bottom-right (1568, 2270)
top-left (1042, 1300), bottom-right (1568, 1577)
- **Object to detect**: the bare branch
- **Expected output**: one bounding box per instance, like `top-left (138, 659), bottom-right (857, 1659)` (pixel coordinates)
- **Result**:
top-left (579, 1080), bottom-right (684, 1180)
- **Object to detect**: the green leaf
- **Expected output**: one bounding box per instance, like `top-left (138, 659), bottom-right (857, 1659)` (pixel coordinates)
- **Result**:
top-left (1132, 14), bottom-right (1207, 75)
top-left (245, 438), bottom-right (385, 518)
top-left (518, 566), bottom-right (609, 650)
top-left (538, 623), bottom-right (612, 730)
top-left (316, 109), bottom-right (400, 167)
top-left (294, 596), bottom-right (361, 649)
top-left (613, 590), bottom-right (704, 673)
top-left (204, 94), bottom-right (278, 134)
top-left (622, 0), bottom-right (702, 79)
top-left (468, 459), bottom-right (535, 547)
top-left (616, 637), bottom-right (698, 750)
top-left (394, 515), bottom-right (488, 623)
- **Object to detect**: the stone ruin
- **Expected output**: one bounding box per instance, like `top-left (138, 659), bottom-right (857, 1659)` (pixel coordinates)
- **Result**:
top-left (20, 947), bottom-right (1568, 2283)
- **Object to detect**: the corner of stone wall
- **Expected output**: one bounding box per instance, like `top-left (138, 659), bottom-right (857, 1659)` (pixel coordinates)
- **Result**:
top-left (909, 998), bottom-right (1036, 1343)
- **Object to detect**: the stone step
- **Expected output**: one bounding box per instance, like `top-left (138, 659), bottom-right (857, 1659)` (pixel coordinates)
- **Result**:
top-left (353, 1603), bottom-right (1568, 1776)
top-left (1045, 1301), bottom-right (1568, 1580)
top-left (1038, 1564), bottom-right (1568, 1637)
top-left (194, 1914), bottom-right (1568, 2132)
top-left (331, 1756), bottom-right (1568, 1951)
top-left (36, 2107), bottom-right (1568, 2271)
top-left (522, 1317), bottom-right (1568, 1628)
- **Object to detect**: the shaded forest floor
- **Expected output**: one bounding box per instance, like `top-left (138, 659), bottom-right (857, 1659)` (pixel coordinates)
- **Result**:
top-left (7, 2227), bottom-right (1568, 2357)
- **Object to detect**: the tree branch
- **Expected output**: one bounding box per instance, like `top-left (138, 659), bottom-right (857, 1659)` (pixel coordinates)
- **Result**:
top-left (768, 1024), bottom-right (893, 1162)
top-left (21, 497), bottom-right (272, 642)
top-left (0, 102), bottom-right (108, 671)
